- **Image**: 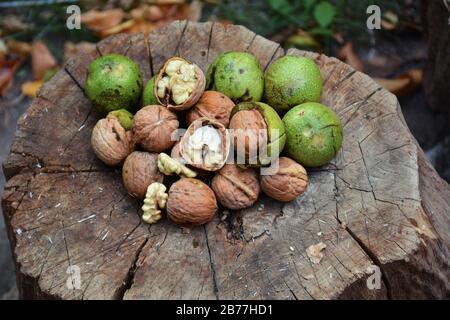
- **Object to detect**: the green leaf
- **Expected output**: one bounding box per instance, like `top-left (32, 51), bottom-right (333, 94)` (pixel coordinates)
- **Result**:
top-left (309, 26), bottom-right (334, 37)
top-left (268, 0), bottom-right (293, 16)
top-left (313, 1), bottom-right (336, 27)
top-left (304, 0), bottom-right (318, 11)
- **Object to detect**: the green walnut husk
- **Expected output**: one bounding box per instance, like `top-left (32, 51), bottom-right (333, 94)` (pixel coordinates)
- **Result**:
top-left (206, 51), bottom-right (264, 103)
top-left (230, 102), bottom-right (285, 167)
top-left (283, 102), bottom-right (343, 167)
top-left (107, 109), bottom-right (134, 131)
top-left (85, 54), bottom-right (143, 115)
top-left (265, 56), bottom-right (323, 113)
top-left (142, 76), bottom-right (159, 106)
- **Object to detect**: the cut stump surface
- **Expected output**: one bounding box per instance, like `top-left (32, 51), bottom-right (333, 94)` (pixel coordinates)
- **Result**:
top-left (2, 21), bottom-right (450, 300)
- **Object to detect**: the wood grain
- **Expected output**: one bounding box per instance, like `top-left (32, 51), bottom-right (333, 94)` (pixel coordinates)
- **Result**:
top-left (2, 21), bottom-right (449, 300)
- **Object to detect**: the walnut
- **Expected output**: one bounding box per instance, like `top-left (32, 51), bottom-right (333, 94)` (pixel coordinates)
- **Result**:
top-left (179, 118), bottom-right (230, 172)
top-left (132, 105), bottom-right (179, 152)
top-left (141, 182), bottom-right (168, 224)
top-left (157, 152), bottom-right (197, 178)
top-left (229, 102), bottom-right (285, 167)
top-left (211, 164), bottom-right (260, 210)
top-left (260, 157), bottom-right (308, 202)
top-left (91, 117), bottom-right (132, 166)
top-left (122, 151), bottom-right (163, 199)
top-left (186, 91), bottom-right (235, 127)
top-left (155, 57), bottom-right (205, 111)
top-left (167, 178), bottom-right (217, 226)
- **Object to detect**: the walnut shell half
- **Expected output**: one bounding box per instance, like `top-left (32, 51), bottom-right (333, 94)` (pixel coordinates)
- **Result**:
top-left (211, 164), bottom-right (260, 210)
top-left (260, 157), bottom-right (308, 202)
top-left (167, 178), bottom-right (217, 226)
top-left (186, 91), bottom-right (235, 127)
top-left (91, 117), bottom-right (132, 166)
top-left (155, 57), bottom-right (206, 111)
top-left (122, 151), bottom-right (164, 199)
top-left (179, 118), bottom-right (230, 172)
top-left (132, 105), bottom-right (179, 152)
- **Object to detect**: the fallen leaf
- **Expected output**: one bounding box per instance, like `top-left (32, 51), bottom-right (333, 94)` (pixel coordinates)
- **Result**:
top-left (130, 5), bottom-right (165, 22)
top-left (122, 20), bottom-right (156, 36)
top-left (285, 30), bottom-right (321, 51)
top-left (0, 58), bottom-right (21, 96)
top-left (81, 9), bottom-right (125, 33)
top-left (0, 15), bottom-right (29, 33)
top-left (64, 41), bottom-right (96, 62)
top-left (153, 0), bottom-right (186, 4)
top-left (306, 242), bottom-right (327, 264)
top-left (7, 40), bottom-right (32, 58)
top-left (0, 40), bottom-right (7, 60)
top-left (99, 19), bottom-right (136, 38)
top-left (382, 11), bottom-right (399, 30)
top-left (188, 0), bottom-right (203, 22)
top-left (338, 43), bottom-right (364, 72)
top-left (31, 41), bottom-right (58, 80)
top-left (374, 69), bottom-right (423, 96)
top-left (21, 80), bottom-right (44, 98)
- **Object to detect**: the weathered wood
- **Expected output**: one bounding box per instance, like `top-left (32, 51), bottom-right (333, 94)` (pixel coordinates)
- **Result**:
top-left (2, 21), bottom-right (449, 300)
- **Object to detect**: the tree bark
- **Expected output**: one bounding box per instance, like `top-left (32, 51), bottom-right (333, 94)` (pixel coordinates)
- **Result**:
top-left (1, 21), bottom-right (450, 300)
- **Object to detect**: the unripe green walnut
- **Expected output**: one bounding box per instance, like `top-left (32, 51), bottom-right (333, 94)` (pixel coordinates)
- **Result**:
top-left (206, 52), bottom-right (264, 103)
top-left (107, 109), bottom-right (133, 131)
top-left (283, 102), bottom-right (343, 167)
top-left (142, 76), bottom-right (159, 106)
top-left (85, 54), bottom-right (143, 114)
top-left (265, 56), bottom-right (323, 113)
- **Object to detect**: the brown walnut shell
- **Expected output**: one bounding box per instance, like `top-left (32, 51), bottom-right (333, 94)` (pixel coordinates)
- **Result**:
top-left (155, 57), bottom-right (206, 111)
top-left (167, 178), bottom-right (217, 226)
top-left (211, 164), bottom-right (260, 210)
top-left (229, 108), bottom-right (268, 164)
top-left (91, 117), bottom-right (132, 166)
top-left (122, 151), bottom-right (164, 199)
top-left (132, 105), bottom-right (179, 152)
top-left (179, 118), bottom-right (230, 172)
top-left (260, 157), bottom-right (308, 202)
top-left (186, 91), bottom-right (235, 127)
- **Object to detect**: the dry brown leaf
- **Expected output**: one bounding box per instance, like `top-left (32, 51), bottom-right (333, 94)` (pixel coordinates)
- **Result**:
top-left (188, 0), bottom-right (203, 22)
top-left (81, 9), bottom-right (125, 33)
top-left (21, 80), bottom-right (44, 98)
top-left (285, 30), bottom-right (321, 51)
top-left (0, 15), bottom-right (29, 33)
top-left (31, 41), bottom-right (58, 80)
top-left (381, 11), bottom-right (399, 30)
top-left (99, 19), bottom-right (136, 38)
top-left (7, 40), bottom-right (32, 58)
top-left (130, 5), bottom-right (165, 22)
top-left (338, 43), bottom-right (364, 72)
top-left (306, 242), bottom-right (327, 264)
top-left (0, 58), bottom-right (21, 96)
top-left (122, 20), bottom-right (156, 36)
top-left (64, 41), bottom-right (96, 62)
top-left (152, 0), bottom-right (186, 4)
top-left (375, 69), bottom-right (423, 96)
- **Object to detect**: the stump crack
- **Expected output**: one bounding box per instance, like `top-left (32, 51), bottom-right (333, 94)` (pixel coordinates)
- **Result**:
top-left (333, 153), bottom-right (393, 299)
top-left (115, 236), bottom-right (149, 300)
top-left (203, 225), bottom-right (219, 299)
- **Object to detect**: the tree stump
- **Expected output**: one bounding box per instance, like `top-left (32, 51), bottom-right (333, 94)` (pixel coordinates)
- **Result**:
top-left (2, 21), bottom-right (449, 300)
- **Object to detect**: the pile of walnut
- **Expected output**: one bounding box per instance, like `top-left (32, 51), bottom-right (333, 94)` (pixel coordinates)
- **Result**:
top-left (91, 57), bottom-right (308, 227)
